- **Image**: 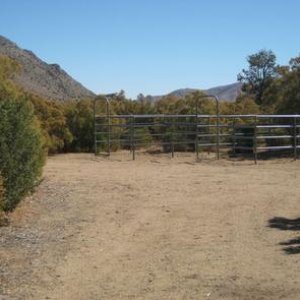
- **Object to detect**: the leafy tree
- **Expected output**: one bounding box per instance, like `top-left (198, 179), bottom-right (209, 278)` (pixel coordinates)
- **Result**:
top-left (233, 96), bottom-right (261, 114)
top-left (135, 94), bottom-right (155, 114)
top-left (262, 55), bottom-right (300, 114)
top-left (185, 91), bottom-right (218, 115)
top-left (156, 95), bottom-right (180, 114)
top-left (0, 85), bottom-right (45, 211)
top-left (289, 54), bottom-right (300, 71)
top-left (238, 50), bottom-right (277, 104)
top-left (274, 70), bottom-right (300, 114)
top-left (28, 94), bottom-right (73, 153)
top-left (64, 99), bottom-right (94, 152)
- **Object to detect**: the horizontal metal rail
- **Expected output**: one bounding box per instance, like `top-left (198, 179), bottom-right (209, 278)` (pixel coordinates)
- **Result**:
top-left (94, 111), bottom-right (299, 162)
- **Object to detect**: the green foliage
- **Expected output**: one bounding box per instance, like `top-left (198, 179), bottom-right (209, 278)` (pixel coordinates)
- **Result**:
top-left (238, 49), bottom-right (277, 104)
top-left (230, 96), bottom-right (261, 115)
top-left (0, 174), bottom-right (5, 211)
top-left (277, 68), bottom-right (300, 114)
top-left (28, 94), bottom-right (73, 153)
top-left (289, 55), bottom-right (300, 71)
top-left (238, 50), bottom-right (300, 115)
top-left (0, 174), bottom-right (7, 225)
top-left (262, 58), bottom-right (300, 114)
top-left (0, 87), bottom-right (45, 211)
top-left (64, 99), bottom-right (94, 152)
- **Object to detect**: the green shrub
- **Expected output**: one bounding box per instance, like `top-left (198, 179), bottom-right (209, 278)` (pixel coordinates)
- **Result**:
top-left (0, 89), bottom-right (45, 211)
top-left (28, 94), bottom-right (73, 153)
top-left (0, 174), bottom-right (5, 210)
top-left (64, 99), bottom-right (94, 152)
top-left (0, 175), bottom-right (4, 203)
top-left (0, 174), bottom-right (7, 225)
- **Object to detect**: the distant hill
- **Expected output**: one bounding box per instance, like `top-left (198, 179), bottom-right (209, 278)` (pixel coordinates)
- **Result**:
top-left (0, 35), bottom-right (95, 101)
top-left (168, 88), bottom-right (198, 98)
top-left (204, 82), bottom-right (242, 102)
top-left (149, 83), bottom-right (242, 102)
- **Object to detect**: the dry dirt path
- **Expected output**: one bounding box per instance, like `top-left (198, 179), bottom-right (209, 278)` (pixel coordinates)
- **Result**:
top-left (1, 153), bottom-right (300, 300)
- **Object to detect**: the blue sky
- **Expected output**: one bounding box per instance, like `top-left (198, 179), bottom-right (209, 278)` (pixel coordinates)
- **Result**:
top-left (1, 0), bottom-right (300, 98)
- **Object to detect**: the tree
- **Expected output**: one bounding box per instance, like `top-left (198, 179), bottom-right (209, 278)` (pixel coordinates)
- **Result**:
top-left (64, 99), bottom-right (94, 152)
top-left (29, 94), bottom-right (73, 153)
top-left (269, 69), bottom-right (300, 114)
top-left (238, 50), bottom-right (277, 104)
top-left (289, 54), bottom-right (300, 71)
top-left (0, 56), bottom-right (45, 211)
top-left (262, 55), bottom-right (300, 114)
top-left (0, 85), bottom-right (45, 211)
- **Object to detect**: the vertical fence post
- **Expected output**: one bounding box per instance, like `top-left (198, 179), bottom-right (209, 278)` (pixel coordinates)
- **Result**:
top-left (232, 117), bottom-right (236, 156)
top-left (132, 116), bottom-right (135, 160)
top-left (216, 112), bottom-right (220, 160)
top-left (107, 100), bottom-right (111, 157)
top-left (94, 99), bottom-right (97, 155)
top-left (130, 115), bottom-right (133, 155)
top-left (214, 96), bottom-right (220, 160)
top-left (195, 99), bottom-right (199, 160)
top-left (254, 116), bottom-right (257, 164)
top-left (171, 117), bottom-right (174, 158)
top-left (196, 114), bottom-right (199, 160)
top-left (294, 116), bottom-right (297, 160)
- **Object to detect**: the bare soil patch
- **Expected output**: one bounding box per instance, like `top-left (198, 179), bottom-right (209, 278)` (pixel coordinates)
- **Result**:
top-left (1, 153), bottom-right (300, 299)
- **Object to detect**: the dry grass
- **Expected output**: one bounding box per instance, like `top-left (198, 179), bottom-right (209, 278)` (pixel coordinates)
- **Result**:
top-left (1, 152), bottom-right (300, 300)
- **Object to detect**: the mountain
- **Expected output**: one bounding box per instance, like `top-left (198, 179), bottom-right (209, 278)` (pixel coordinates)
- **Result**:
top-left (204, 82), bottom-right (242, 102)
top-left (149, 82), bottom-right (242, 102)
top-left (168, 88), bottom-right (198, 98)
top-left (0, 35), bottom-right (95, 101)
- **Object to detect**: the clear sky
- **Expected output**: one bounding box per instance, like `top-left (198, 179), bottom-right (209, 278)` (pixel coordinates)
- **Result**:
top-left (1, 0), bottom-right (300, 98)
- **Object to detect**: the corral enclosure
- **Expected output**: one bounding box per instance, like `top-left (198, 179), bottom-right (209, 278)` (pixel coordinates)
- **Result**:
top-left (94, 99), bottom-right (300, 163)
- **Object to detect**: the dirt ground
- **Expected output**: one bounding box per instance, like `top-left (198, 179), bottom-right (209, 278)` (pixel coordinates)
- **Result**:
top-left (0, 152), bottom-right (300, 300)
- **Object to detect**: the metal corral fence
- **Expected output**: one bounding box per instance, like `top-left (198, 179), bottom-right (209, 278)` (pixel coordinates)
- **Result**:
top-left (94, 100), bottom-right (300, 163)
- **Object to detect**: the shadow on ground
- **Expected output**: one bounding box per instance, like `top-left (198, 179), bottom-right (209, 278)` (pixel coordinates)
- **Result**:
top-left (268, 217), bottom-right (300, 255)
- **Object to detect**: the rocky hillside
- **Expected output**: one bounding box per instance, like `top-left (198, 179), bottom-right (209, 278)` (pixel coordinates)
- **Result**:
top-left (0, 35), bottom-right (95, 101)
top-left (147, 83), bottom-right (242, 102)
top-left (205, 82), bottom-right (242, 102)
top-left (168, 82), bottom-right (242, 102)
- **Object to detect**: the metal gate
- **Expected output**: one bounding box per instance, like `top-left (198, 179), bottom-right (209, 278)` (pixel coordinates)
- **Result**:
top-left (94, 97), bottom-right (299, 163)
